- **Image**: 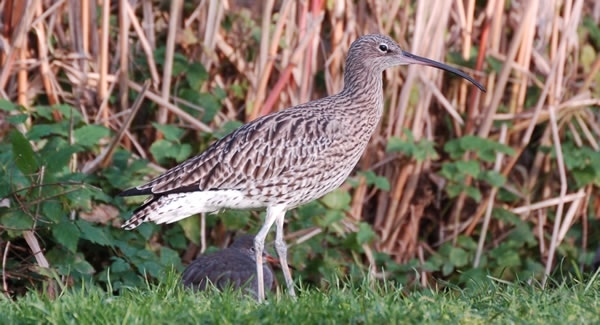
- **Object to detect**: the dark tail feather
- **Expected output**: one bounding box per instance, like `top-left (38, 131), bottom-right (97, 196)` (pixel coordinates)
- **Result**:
top-left (120, 184), bottom-right (202, 197)
top-left (121, 214), bottom-right (147, 230)
top-left (119, 186), bottom-right (153, 197)
top-left (121, 195), bottom-right (160, 230)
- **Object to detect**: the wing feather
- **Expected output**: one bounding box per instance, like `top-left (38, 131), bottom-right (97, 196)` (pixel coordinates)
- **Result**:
top-left (120, 103), bottom-right (345, 198)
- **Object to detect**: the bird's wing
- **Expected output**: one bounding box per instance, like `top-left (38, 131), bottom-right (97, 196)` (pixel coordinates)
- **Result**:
top-left (120, 104), bottom-right (344, 197)
top-left (181, 255), bottom-right (216, 290)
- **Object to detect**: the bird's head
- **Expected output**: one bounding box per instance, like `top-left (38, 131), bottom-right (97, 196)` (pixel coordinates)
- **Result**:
top-left (345, 34), bottom-right (486, 92)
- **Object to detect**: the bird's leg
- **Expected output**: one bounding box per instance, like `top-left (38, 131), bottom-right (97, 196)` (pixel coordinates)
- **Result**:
top-left (254, 206), bottom-right (280, 303)
top-left (275, 208), bottom-right (296, 298)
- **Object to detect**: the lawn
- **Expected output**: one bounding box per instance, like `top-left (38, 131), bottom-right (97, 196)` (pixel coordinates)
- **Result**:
top-left (2, 273), bottom-right (599, 324)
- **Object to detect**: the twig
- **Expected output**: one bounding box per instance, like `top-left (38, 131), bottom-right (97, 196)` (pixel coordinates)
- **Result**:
top-left (128, 80), bottom-right (212, 132)
top-left (23, 231), bottom-right (54, 299)
top-left (477, 0), bottom-right (538, 138)
top-left (511, 192), bottom-right (586, 215)
top-left (2, 241), bottom-right (10, 300)
top-left (119, 0), bottom-right (131, 112)
top-left (474, 124), bottom-right (507, 267)
top-left (125, 2), bottom-right (160, 88)
top-left (157, 0), bottom-right (182, 130)
top-left (98, 0), bottom-right (111, 124)
top-left (83, 81), bottom-right (151, 174)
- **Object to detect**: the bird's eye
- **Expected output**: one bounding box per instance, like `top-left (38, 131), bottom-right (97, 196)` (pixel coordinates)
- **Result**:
top-left (378, 43), bottom-right (389, 53)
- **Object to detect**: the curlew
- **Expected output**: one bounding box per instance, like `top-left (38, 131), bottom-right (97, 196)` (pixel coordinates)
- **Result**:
top-left (120, 34), bottom-right (486, 302)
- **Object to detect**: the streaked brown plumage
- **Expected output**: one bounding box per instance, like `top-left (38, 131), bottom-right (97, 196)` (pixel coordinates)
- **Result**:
top-left (120, 34), bottom-right (486, 302)
top-left (182, 235), bottom-right (275, 300)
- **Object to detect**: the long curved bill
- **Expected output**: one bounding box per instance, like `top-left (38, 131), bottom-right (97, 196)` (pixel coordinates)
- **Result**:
top-left (401, 51), bottom-right (486, 92)
top-left (264, 253), bottom-right (296, 270)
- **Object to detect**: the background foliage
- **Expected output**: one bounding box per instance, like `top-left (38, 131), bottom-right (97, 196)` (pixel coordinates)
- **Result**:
top-left (0, 0), bottom-right (599, 298)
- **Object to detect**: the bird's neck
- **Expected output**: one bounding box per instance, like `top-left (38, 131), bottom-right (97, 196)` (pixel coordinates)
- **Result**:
top-left (339, 62), bottom-right (385, 118)
top-left (342, 58), bottom-right (382, 90)
top-left (333, 63), bottom-right (385, 145)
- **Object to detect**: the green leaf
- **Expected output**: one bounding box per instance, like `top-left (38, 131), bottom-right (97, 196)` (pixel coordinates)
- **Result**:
top-left (493, 207), bottom-right (521, 224)
top-left (0, 99), bottom-right (17, 111)
top-left (478, 170), bottom-right (506, 187)
top-left (386, 136), bottom-right (413, 154)
top-left (151, 140), bottom-right (183, 162)
top-left (583, 17), bottom-right (600, 48)
top-left (319, 210), bottom-right (344, 227)
top-left (456, 236), bottom-right (477, 250)
top-left (179, 216), bottom-right (201, 245)
top-left (76, 220), bottom-right (113, 246)
top-left (136, 223), bottom-right (155, 240)
top-left (52, 104), bottom-right (84, 123)
top-left (164, 227), bottom-right (188, 250)
top-left (110, 257), bottom-right (130, 273)
top-left (445, 183), bottom-right (464, 198)
top-left (73, 125), bottom-right (111, 147)
top-left (373, 176), bottom-right (390, 191)
top-left (159, 247), bottom-right (181, 268)
top-left (221, 210), bottom-right (251, 230)
top-left (28, 123), bottom-right (68, 140)
top-left (478, 148), bottom-right (497, 162)
top-left (440, 163), bottom-right (461, 181)
top-left (296, 201), bottom-right (327, 221)
top-left (1, 210), bottom-right (33, 230)
top-left (63, 186), bottom-right (94, 211)
top-left (213, 121), bottom-right (243, 139)
top-left (486, 56), bottom-right (504, 74)
top-left (386, 131), bottom-right (438, 162)
top-left (490, 243), bottom-right (522, 267)
top-left (358, 170), bottom-right (376, 184)
top-left (321, 189), bottom-right (351, 210)
top-left (455, 160), bottom-right (480, 177)
top-left (171, 53), bottom-right (189, 75)
top-left (442, 262), bottom-right (454, 276)
top-left (230, 84), bottom-right (246, 99)
top-left (52, 221), bottom-right (81, 252)
top-left (174, 144), bottom-right (192, 162)
top-left (214, 87), bottom-right (227, 101)
top-left (356, 222), bottom-right (376, 245)
top-left (42, 201), bottom-right (64, 223)
top-left (346, 177), bottom-right (360, 188)
top-left (449, 247), bottom-right (469, 267)
top-left (444, 135), bottom-right (514, 160)
top-left (39, 137), bottom-right (82, 174)
top-left (358, 170), bottom-right (391, 191)
top-left (150, 140), bottom-right (189, 164)
top-left (10, 130), bottom-right (40, 175)
top-left (186, 62), bottom-right (209, 90)
top-left (7, 114), bottom-right (28, 125)
top-left (497, 188), bottom-right (520, 203)
top-left (152, 123), bottom-right (186, 142)
top-left (33, 106), bottom-right (56, 120)
top-left (138, 259), bottom-right (162, 278)
top-left (572, 166), bottom-right (600, 187)
top-left (508, 221), bottom-right (536, 246)
top-left (197, 93), bottom-right (220, 123)
top-left (177, 90), bottom-right (220, 123)
top-left (72, 256), bottom-right (95, 275)
top-left (464, 186), bottom-right (482, 202)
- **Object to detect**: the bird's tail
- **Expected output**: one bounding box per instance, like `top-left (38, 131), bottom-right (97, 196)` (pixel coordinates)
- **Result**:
top-left (121, 192), bottom-right (221, 230)
top-left (121, 196), bottom-right (158, 230)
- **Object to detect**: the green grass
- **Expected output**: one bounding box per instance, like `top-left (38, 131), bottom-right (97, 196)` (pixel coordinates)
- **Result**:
top-left (2, 273), bottom-right (600, 324)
